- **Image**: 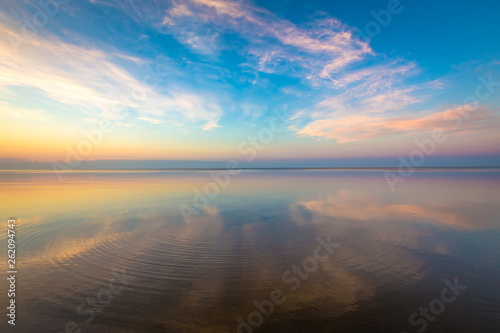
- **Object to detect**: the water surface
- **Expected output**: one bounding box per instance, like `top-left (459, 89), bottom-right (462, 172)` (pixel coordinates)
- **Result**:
top-left (0, 169), bottom-right (499, 332)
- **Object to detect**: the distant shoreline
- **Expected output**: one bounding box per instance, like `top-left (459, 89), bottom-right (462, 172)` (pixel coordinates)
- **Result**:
top-left (1, 166), bottom-right (500, 172)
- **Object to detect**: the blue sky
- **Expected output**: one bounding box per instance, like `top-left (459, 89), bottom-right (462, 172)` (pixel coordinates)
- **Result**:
top-left (0, 0), bottom-right (499, 166)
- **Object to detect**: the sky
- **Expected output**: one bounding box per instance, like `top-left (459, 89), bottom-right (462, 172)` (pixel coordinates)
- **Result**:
top-left (0, 0), bottom-right (500, 168)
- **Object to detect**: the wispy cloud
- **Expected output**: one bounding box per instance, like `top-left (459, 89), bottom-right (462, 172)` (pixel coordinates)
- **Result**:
top-left (294, 104), bottom-right (500, 143)
top-left (161, 0), bottom-right (372, 82)
top-left (0, 20), bottom-right (222, 130)
top-left (158, 0), bottom-right (461, 143)
top-left (0, 101), bottom-right (53, 121)
top-left (84, 0), bottom-right (446, 143)
top-left (3, 0), bottom-right (494, 150)
top-left (324, 61), bottom-right (419, 91)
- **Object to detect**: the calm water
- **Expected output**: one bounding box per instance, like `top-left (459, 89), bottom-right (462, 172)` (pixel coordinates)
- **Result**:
top-left (0, 169), bottom-right (499, 332)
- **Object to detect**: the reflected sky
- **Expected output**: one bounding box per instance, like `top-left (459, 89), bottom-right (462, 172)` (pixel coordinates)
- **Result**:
top-left (0, 170), bottom-right (499, 332)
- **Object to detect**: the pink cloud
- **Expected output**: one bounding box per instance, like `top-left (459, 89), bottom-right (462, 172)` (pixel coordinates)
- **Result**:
top-left (295, 106), bottom-right (500, 142)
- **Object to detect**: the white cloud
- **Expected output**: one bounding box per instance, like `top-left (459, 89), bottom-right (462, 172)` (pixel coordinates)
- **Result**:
top-left (14, 0), bottom-right (469, 144)
top-left (0, 101), bottom-right (53, 122)
top-left (0, 21), bottom-right (222, 130)
top-left (161, 0), bottom-right (371, 82)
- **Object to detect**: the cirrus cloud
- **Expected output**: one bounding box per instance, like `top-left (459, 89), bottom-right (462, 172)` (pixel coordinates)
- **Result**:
top-left (0, 19), bottom-right (222, 130)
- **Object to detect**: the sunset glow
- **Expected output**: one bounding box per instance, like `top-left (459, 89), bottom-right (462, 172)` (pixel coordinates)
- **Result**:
top-left (1, 0), bottom-right (499, 166)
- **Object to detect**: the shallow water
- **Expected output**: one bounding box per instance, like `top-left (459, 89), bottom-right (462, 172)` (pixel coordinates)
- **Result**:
top-left (0, 169), bottom-right (499, 332)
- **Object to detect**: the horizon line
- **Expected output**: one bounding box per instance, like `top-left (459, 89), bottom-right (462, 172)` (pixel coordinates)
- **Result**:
top-left (2, 166), bottom-right (500, 171)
